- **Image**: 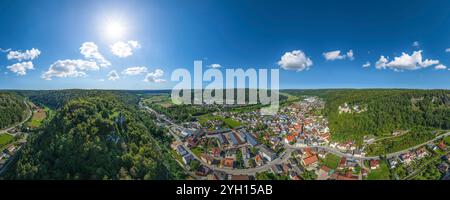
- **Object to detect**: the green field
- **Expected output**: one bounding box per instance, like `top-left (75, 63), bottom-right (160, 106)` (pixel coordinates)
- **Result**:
top-left (198, 114), bottom-right (242, 129)
top-left (142, 95), bottom-right (174, 108)
top-left (366, 160), bottom-right (391, 180)
top-left (28, 107), bottom-right (50, 128)
top-left (322, 153), bottom-right (340, 169)
top-left (0, 134), bottom-right (14, 150)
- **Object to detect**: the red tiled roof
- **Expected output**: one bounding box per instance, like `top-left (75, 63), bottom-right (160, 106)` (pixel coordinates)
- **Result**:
top-left (303, 155), bottom-right (318, 166)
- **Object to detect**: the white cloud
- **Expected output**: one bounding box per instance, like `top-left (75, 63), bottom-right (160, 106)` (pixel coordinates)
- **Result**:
top-left (434, 64), bottom-right (447, 70)
top-left (362, 62), bottom-right (371, 68)
top-left (208, 64), bottom-right (222, 68)
top-left (346, 50), bottom-right (354, 60)
top-left (144, 69), bottom-right (166, 83)
top-left (80, 42), bottom-right (111, 67)
top-left (122, 66), bottom-right (148, 75)
top-left (107, 70), bottom-right (120, 81)
top-left (323, 50), bottom-right (354, 61)
top-left (0, 48), bottom-right (11, 53)
top-left (7, 61), bottom-right (34, 76)
top-left (7, 48), bottom-right (41, 61)
top-left (42, 59), bottom-right (99, 80)
top-left (278, 50), bottom-right (313, 71)
top-left (110, 40), bottom-right (141, 58)
top-left (446, 48), bottom-right (450, 53)
top-left (412, 41), bottom-right (420, 47)
top-left (375, 51), bottom-right (439, 71)
top-left (375, 56), bottom-right (389, 69)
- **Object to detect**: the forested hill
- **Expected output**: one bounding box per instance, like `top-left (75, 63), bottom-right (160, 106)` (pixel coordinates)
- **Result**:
top-left (0, 92), bottom-right (27, 129)
top-left (17, 90), bottom-right (139, 110)
top-left (324, 89), bottom-right (450, 143)
top-left (4, 93), bottom-right (184, 180)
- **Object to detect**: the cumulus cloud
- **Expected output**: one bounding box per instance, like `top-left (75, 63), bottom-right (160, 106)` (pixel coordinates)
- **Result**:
top-left (107, 70), bottom-right (120, 81)
top-left (323, 50), bottom-right (354, 61)
top-left (7, 48), bottom-right (41, 61)
top-left (42, 59), bottom-right (99, 80)
top-left (122, 66), bottom-right (148, 75)
top-left (375, 51), bottom-right (439, 71)
top-left (7, 61), bottom-right (34, 75)
top-left (278, 50), bottom-right (313, 71)
top-left (362, 62), bottom-right (371, 68)
top-left (412, 41), bottom-right (420, 47)
top-left (208, 64), bottom-right (222, 68)
top-left (434, 64), bottom-right (447, 70)
top-left (110, 40), bottom-right (141, 58)
top-left (144, 69), bottom-right (166, 83)
top-left (446, 48), bottom-right (450, 53)
top-left (80, 42), bottom-right (111, 67)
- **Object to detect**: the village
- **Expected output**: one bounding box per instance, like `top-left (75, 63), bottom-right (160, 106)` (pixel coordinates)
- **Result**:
top-left (0, 103), bottom-right (45, 173)
top-left (143, 96), bottom-right (450, 180)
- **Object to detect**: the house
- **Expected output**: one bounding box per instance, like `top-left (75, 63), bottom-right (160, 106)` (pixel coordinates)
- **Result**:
top-left (200, 154), bottom-right (214, 165)
top-left (438, 142), bottom-right (447, 151)
top-left (241, 147), bottom-right (250, 159)
top-left (284, 135), bottom-right (295, 144)
top-left (370, 159), bottom-right (380, 170)
top-left (388, 158), bottom-right (398, 169)
top-left (302, 155), bottom-right (319, 168)
top-left (255, 155), bottom-right (264, 166)
top-left (438, 162), bottom-right (449, 173)
top-left (228, 133), bottom-right (239, 146)
top-left (415, 147), bottom-right (428, 159)
top-left (259, 146), bottom-right (277, 162)
top-left (176, 145), bottom-right (188, 156)
top-left (245, 133), bottom-right (259, 147)
top-left (182, 154), bottom-right (194, 165)
top-left (221, 158), bottom-right (234, 169)
top-left (6, 145), bottom-right (16, 155)
top-left (317, 165), bottom-right (332, 180)
top-left (443, 153), bottom-right (450, 163)
top-left (289, 172), bottom-right (298, 180)
top-left (211, 147), bottom-right (221, 157)
top-left (195, 165), bottom-right (211, 176)
top-left (217, 134), bottom-right (228, 146)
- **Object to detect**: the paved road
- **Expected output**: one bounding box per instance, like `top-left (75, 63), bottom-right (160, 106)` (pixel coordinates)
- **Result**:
top-left (141, 102), bottom-right (450, 175)
top-left (0, 100), bottom-right (32, 134)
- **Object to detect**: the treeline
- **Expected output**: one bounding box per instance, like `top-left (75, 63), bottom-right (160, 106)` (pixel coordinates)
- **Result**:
top-left (3, 92), bottom-right (185, 180)
top-left (17, 90), bottom-right (140, 110)
top-left (0, 92), bottom-right (27, 129)
top-left (322, 89), bottom-right (450, 143)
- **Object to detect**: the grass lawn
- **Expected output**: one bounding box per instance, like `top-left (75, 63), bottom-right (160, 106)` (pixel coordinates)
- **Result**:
top-left (143, 95), bottom-right (174, 108)
top-left (444, 136), bottom-right (450, 145)
top-left (366, 161), bottom-right (391, 180)
top-left (28, 107), bottom-right (48, 128)
top-left (190, 147), bottom-right (205, 158)
top-left (198, 114), bottom-right (242, 129)
top-left (322, 153), bottom-right (340, 169)
top-left (0, 134), bottom-right (14, 146)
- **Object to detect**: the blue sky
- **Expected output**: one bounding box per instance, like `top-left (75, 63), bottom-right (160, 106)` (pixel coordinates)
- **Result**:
top-left (0, 0), bottom-right (449, 90)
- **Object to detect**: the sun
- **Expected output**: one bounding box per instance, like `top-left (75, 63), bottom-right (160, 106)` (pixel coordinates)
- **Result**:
top-left (104, 20), bottom-right (126, 40)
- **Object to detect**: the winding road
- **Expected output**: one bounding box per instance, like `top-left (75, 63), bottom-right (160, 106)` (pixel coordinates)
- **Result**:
top-left (0, 100), bottom-right (32, 134)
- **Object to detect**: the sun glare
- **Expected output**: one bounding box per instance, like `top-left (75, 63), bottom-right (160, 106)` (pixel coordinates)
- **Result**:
top-left (104, 20), bottom-right (126, 40)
